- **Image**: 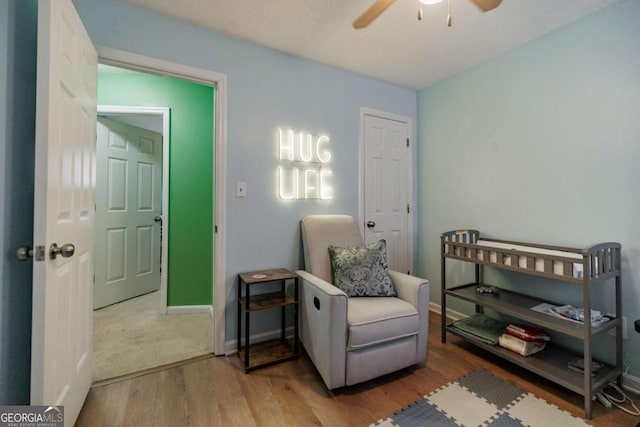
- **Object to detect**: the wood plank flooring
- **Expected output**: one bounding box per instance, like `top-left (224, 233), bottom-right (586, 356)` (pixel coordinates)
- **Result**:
top-left (77, 311), bottom-right (638, 426)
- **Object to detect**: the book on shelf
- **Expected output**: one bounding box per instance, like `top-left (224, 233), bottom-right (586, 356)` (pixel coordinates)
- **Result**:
top-left (567, 357), bottom-right (604, 376)
top-left (530, 303), bottom-right (610, 327)
top-left (506, 323), bottom-right (551, 342)
top-left (498, 333), bottom-right (546, 356)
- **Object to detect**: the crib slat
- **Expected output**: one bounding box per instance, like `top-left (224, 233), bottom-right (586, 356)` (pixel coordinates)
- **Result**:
top-left (563, 262), bottom-right (572, 276)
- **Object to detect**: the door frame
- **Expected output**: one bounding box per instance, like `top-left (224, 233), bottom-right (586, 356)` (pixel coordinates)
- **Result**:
top-left (358, 107), bottom-right (414, 274)
top-left (96, 105), bottom-right (170, 312)
top-left (96, 46), bottom-right (227, 355)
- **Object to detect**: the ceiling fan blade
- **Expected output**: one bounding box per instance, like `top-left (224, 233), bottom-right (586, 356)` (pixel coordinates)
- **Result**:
top-left (469, 0), bottom-right (502, 12)
top-left (353, 0), bottom-right (397, 29)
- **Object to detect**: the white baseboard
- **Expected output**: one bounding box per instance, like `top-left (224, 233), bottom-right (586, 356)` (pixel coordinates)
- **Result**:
top-left (224, 326), bottom-right (295, 356)
top-left (166, 305), bottom-right (213, 316)
top-left (429, 302), bottom-right (468, 321)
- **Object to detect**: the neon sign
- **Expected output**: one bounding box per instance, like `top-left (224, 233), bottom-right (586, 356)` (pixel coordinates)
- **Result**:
top-left (277, 128), bottom-right (333, 200)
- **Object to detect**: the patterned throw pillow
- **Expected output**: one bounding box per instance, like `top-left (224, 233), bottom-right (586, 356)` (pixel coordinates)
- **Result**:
top-left (328, 239), bottom-right (396, 297)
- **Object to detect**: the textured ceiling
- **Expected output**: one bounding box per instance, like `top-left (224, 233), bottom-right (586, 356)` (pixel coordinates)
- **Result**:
top-left (118, 0), bottom-right (620, 89)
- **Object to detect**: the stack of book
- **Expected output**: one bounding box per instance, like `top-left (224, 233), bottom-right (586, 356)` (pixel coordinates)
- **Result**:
top-left (498, 323), bottom-right (550, 356)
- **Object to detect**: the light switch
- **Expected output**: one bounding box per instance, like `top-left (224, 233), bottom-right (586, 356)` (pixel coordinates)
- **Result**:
top-left (236, 182), bottom-right (246, 197)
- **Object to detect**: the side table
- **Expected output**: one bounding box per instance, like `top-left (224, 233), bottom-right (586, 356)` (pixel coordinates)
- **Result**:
top-left (237, 268), bottom-right (299, 372)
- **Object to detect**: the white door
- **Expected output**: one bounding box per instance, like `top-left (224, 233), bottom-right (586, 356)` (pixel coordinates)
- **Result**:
top-left (31, 0), bottom-right (97, 425)
top-left (363, 114), bottom-right (411, 274)
top-left (94, 117), bottom-right (162, 308)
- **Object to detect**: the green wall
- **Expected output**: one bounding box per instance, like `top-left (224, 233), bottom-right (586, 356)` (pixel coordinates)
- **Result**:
top-left (98, 70), bottom-right (214, 306)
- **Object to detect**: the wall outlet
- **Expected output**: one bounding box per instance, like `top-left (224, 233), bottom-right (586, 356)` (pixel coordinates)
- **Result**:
top-left (236, 182), bottom-right (246, 197)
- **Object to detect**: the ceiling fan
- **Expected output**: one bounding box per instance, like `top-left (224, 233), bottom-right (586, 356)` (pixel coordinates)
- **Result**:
top-left (353, 0), bottom-right (502, 29)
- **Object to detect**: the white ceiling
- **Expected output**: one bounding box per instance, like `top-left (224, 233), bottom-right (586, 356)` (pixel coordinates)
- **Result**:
top-left (119, 0), bottom-right (620, 90)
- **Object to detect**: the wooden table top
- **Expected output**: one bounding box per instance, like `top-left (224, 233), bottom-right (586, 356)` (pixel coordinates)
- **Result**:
top-left (238, 268), bottom-right (298, 284)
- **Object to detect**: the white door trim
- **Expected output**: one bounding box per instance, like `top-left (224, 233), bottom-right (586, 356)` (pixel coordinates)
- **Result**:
top-left (97, 105), bottom-right (170, 313)
top-left (358, 107), bottom-right (414, 274)
top-left (96, 46), bottom-right (227, 356)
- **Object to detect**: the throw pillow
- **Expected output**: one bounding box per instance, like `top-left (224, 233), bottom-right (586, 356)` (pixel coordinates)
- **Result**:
top-left (328, 239), bottom-right (395, 297)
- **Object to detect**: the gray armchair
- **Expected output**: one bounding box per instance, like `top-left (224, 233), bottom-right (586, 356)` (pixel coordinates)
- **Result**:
top-left (296, 214), bottom-right (430, 389)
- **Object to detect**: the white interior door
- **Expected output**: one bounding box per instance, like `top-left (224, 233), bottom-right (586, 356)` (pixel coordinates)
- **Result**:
top-left (363, 114), bottom-right (411, 274)
top-left (94, 117), bottom-right (162, 309)
top-left (31, 0), bottom-right (97, 425)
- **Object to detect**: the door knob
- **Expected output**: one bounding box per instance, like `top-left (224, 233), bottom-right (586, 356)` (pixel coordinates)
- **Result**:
top-left (367, 221), bottom-right (376, 228)
top-left (154, 216), bottom-right (162, 223)
top-left (15, 246), bottom-right (34, 261)
top-left (49, 243), bottom-right (75, 260)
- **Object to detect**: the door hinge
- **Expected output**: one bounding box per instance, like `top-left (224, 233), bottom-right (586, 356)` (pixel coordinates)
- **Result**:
top-left (407, 204), bottom-right (410, 214)
top-left (406, 138), bottom-right (410, 147)
top-left (215, 225), bottom-right (218, 233)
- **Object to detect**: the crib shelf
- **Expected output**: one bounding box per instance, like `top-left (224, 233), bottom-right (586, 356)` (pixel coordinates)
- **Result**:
top-left (440, 230), bottom-right (622, 419)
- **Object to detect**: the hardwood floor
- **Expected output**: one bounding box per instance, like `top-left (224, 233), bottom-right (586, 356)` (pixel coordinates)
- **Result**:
top-left (77, 311), bottom-right (638, 426)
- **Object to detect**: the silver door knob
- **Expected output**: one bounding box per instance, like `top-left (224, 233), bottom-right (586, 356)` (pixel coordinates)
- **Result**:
top-left (50, 243), bottom-right (75, 260)
top-left (16, 246), bottom-right (34, 261)
top-left (367, 221), bottom-right (376, 228)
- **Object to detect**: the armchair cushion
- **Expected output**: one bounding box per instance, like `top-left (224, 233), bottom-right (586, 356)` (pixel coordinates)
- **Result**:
top-left (328, 239), bottom-right (395, 297)
top-left (301, 215), bottom-right (363, 283)
top-left (347, 297), bottom-right (419, 350)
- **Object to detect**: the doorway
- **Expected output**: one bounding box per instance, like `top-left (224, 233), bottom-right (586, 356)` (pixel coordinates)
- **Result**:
top-left (91, 62), bottom-right (218, 382)
top-left (96, 48), bottom-right (228, 357)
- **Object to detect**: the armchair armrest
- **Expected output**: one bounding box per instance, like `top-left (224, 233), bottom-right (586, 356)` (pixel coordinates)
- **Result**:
top-left (297, 270), bottom-right (346, 297)
top-left (389, 270), bottom-right (430, 363)
top-left (389, 270), bottom-right (430, 309)
top-left (296, 270), bottom-right (348, 389)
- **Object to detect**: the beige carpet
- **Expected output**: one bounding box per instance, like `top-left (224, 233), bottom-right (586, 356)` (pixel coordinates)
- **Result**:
top-left (93, 291), bottom-right (213, 382)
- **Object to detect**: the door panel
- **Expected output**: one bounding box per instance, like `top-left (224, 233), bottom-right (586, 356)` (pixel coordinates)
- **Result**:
top-left (137, 162), bottom-right (153, 209)
top-left (31, 0), bottom-right (97, 424)
top-left (106, 228), bottom-right (126, 283)
top-left (137, 226), bottom-right (153, 274)
top-left (363, 114), bottom-right (410, 274)
top-left (94, 117), bottom-right (162, 308)
top-left (107, 158), bottom-right (127, 210)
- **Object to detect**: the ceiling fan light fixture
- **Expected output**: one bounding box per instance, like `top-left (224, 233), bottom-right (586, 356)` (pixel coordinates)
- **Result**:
top-left (419, 0), bottom-right (444, 4)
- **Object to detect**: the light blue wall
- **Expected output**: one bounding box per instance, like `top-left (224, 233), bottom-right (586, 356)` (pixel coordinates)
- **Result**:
top-left (73, 0), bottom-right (418, 342)
top-left (417, 0), bottom-right (640, 377)
top-left (0, 0), bottom-right (37, 405)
